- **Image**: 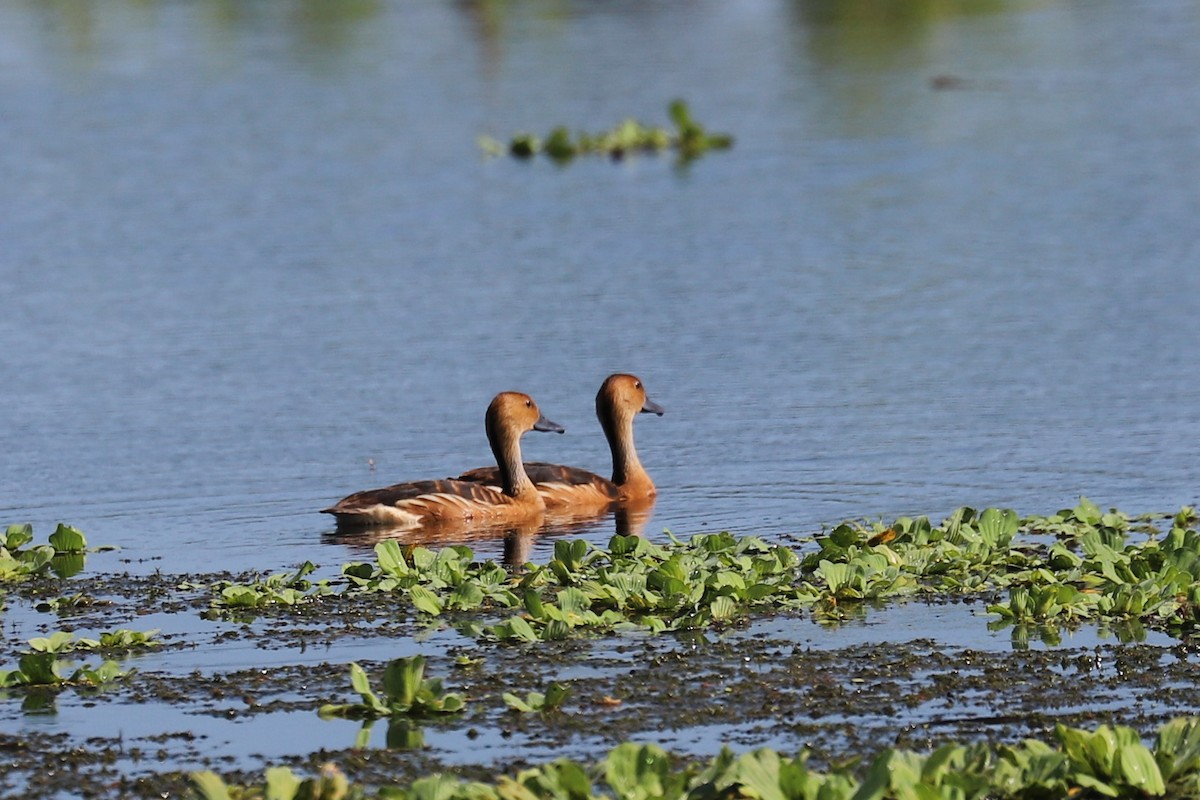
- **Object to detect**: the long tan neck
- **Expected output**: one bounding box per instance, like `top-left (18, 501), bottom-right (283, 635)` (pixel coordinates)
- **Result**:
top-left (602, 410), bottom-right (650, 490)
top-left (489, 422), bottom-right (537, 499)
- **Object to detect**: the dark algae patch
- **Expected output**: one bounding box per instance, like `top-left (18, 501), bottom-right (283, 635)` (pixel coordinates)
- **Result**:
top-left (4, 503), bottom-right (1200, 797)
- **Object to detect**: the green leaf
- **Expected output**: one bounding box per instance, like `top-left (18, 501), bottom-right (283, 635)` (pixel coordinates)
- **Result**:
top-left (1155, 717), bottom-right (1200, 779)
top-left (409, 586), bottom-right (444, 616)
top-left (503, 692), bottom-right (535, 713)
top-left (543, 682), bottom-right (570, 711)
top-left (17, 652), bottom-right (63, 685)
top-left (29, 631), bottom-right (76, 654)
top-left (348, 663), bottom-right (382, 709)
top-left (523, 590), bottom-right (547, 620)
top-left (375, 541), bottom-right (409, 576)
top-left (605, 743), bottom-right (671, 800)
top-left (48, 524), bottom-right (87, 553)
top-left (1073, 497), bottom-right (1103, 524)
top-left (4, 523), bottom-right (34, 550)
top-left (731, 750), bottom-right (785, 800)
top-left (557, 587), bottom-right (590, 617)
top-left (1118, 741), bottom-right (1165, 795)
top-left (383, 656), bottom-right (425, 710)
top-left (501, 616), bottom-right (539, 643)
top-left (264, 766), bottom-right (302, 800)
top-left (190, 771), bottom-right (233, 800)
top-left (978, 508), bottom-right (1018, 547)
top-left (408, 774), bottom-right (463, 800)
top-left (543, 620), bottom-right (573, 641)
top-left (710, 596), bottom-right (738, 621)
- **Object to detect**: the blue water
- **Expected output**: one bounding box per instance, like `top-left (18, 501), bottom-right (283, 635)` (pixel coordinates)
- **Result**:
top-left (2, 0), bottom-right (1200, 785)
top-left (3, 2), bottom-right (1199, 575)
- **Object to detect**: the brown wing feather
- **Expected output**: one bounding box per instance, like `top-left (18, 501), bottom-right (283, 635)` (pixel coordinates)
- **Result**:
top-left (322, 479), bottom-right (504, 515)
top-left (456, 462), bottom-right (619, 504)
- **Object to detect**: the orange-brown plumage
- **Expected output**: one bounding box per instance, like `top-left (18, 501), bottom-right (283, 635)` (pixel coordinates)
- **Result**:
top-left (322, 392), bottom-right (564, 529)
top-left (457, 374), bottom-right (663, 511)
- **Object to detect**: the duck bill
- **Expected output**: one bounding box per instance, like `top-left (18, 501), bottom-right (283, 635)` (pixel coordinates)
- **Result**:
top-left (534, 415), bottom-right (566, 434)
top-left (641, 398), bottom-right (665, 416)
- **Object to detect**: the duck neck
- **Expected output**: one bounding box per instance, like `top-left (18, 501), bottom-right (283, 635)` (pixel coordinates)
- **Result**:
top-left (489, 424), bottom-right (537, 499)
top-left (603, 411), bottom-right (648, 489)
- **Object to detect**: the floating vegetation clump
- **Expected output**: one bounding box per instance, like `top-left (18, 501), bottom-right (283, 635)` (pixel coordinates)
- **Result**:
top-left (479, 100), bottom-right (733, 163)
top-left (26, 629), bottom-right (160, 654)
top-left (0, 634), bottom-right (132, 691)
top-left (344, 532), bottom-right (806, 640)
top-left (181, 499), bottom-right (1200, 644)
top-left (502, 681), bottom-right (570, 714)
top-left (0, 522), bottom-right (94, 583)
top-left (206, 561), bottom-right (335, 612)
top-left (193, 716), bottom-right (1200, 800)
top-left (318, 656), bottom-right (464, 720)
top-left (332, 500), bottom-right (1200, 642)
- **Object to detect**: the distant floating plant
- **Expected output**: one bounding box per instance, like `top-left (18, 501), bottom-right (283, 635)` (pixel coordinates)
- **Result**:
top-left (479, 100), bottom-right (733, 163)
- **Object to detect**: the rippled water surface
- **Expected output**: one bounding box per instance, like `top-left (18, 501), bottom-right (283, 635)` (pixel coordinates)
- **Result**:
top-left (4, 1), bottom-right (1199, 574)
top-left (2, 1), bottom-right (1200, 785)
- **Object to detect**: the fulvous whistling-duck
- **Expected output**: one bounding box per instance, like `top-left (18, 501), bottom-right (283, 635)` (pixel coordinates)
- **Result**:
top-left (321, 392), bottom-right (564, 529)
top-left (457, 374), bottom-right (663, 510)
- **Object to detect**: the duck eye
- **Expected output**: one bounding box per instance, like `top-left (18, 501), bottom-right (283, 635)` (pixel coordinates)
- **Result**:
top-left (634, 382), bottom-right (642, 389)
top-left (525, 399), bottom-right (532, 407)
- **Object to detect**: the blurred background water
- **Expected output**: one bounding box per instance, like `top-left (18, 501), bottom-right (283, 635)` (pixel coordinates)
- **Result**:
top-left (2, 0), bottom-right (1198, 575)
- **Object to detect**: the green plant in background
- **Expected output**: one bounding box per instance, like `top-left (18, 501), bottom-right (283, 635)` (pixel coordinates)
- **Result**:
top-left (503, 682), bottom-right (570, 713)
top-left (34, 592), bottom-right (103, 614)
top-left (479, 100), bottom-right (733, 163)
top-left (191, 716), bottom-right (1200, 800)
top-left (0, 653), bottom-right (128, 689)
top-left (0, 633), bottom-right (133, 690)
top-left (343, 541), bottom-right (519, 614)
top-left (26, 629), bottom-right (160, 654)
top-left (462, 532), bottom-right (809, 642)
top-left (209, 562), bottom-right (334, 610)
top-left (318, 656), bottom-right (464, 720)
top-left (986, 500), bottom-right (1200, 634)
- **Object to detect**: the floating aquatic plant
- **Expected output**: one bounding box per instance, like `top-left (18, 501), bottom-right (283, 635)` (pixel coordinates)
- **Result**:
top-left (34, 591), bottom-right (105, 613)
top-left (333, 500), bottom-right (1200, 642)
top-left (208, 561), bottom-right (334, 611)
top-left (986, 502), bottom-right (1200, 633)
top-left (479, 100), bottom-right (733, 163)
top-left (0, 522), bottom-right (96, 583)
top-left (193, 763), bottom-right (354, 800)
top-left (192, 716), bottom-right (1200, 800)
top-left (318, 656), bottom-right (464, 720)
top-left (27, 629), bottom-right (160, 654)
top-left (343, 541), bottom-right (519, 615)
top-left (503, 681), bottom-right (570, 714)
top-left (0, 636), bottom-right (132, 690)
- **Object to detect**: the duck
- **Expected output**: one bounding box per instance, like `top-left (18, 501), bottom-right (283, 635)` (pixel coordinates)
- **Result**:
top-left (321, 392), bottom-right (564, 529)
top-left (456, 374), bottom-right (663, 511)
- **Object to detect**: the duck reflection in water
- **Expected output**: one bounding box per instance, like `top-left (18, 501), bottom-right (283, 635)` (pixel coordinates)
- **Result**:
top-left (323, 496), bottom-right (656, 567)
